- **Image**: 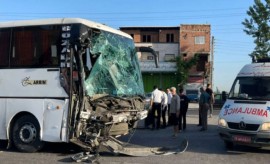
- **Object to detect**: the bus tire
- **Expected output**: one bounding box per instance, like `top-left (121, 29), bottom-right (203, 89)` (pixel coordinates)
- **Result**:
top-left (12, 115), bottom-right (44, 152)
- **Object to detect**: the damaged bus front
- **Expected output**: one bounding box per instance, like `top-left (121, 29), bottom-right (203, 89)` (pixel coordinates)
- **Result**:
top-left (66, 22), bottom-right (147, 152)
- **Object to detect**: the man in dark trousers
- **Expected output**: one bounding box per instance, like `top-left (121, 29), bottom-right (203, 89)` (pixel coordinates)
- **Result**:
top-left (179, 88), bottom-right (189, 131)
top-left (150, 85), bottom-right (164, 130)
top-left (206, 83), bottom-right (215, 118)
top-left (199, 87), bottom-right (210, 131)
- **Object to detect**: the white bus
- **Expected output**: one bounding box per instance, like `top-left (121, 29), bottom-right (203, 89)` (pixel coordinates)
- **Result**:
top-left (0, 18), bottom-right (147, 152)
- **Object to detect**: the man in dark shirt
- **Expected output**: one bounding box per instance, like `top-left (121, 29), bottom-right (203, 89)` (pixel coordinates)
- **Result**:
top-left (205, 84), bottom-right (215, 118)
top-left (179, 88), bottom-right (189, 131)
top-left (199, 87), bottom-right (210, 131)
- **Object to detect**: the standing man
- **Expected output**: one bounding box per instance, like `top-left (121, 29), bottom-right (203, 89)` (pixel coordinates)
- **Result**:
top-left (206, 84), bottom-right (215, 118)
top-left (160, 88), bottom-right (168, 128)
top-left (150, 85), bottom-right (164, 130)
top-left (179, 88), bottom-right (189, 131)
top-left (169, 87), bottom-right (180, 137)
top-left (166, 88), bottom-right (172, 126)
top-left (199, 87), bottom-right (210, 131)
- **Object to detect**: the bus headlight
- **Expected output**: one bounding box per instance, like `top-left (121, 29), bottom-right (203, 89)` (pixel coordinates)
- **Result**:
top-left (260, 122), bottom-right (270, 131)
top-left (218, 118), bottom-right (227, 128)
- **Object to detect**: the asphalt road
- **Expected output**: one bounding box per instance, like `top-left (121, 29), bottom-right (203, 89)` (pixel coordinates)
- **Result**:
top-left (1, 103), bottom-right (270, 164)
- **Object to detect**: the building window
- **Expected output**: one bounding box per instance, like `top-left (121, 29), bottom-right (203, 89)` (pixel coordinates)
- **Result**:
top-left (147, 56), bottom-right (154, 60)
top-left (142, 35), bottom-right (151, 42)
top-left (164, 54), bottom-right (175, 61)
top-left (196, 55), bottom-right (208, 71)
top-left (195, 36), bottom-right (205, 44)
top-left (141, 52), bottom-right (159, 61)
top-left (166, 33), bottom-right (174, 42)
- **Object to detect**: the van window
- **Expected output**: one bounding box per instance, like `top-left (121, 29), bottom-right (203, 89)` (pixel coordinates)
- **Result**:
top-left (229, 77), bottom-right (270, 100)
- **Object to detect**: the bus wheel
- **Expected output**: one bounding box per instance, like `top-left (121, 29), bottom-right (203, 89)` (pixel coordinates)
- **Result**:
top-left (12, 115), bottom-right (44, 152)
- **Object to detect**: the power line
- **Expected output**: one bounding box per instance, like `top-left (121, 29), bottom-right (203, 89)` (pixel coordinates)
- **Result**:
top-left (0, 7), bottom-right (247, 15)
top-left (215, 43), bottom-right (254, 48)
top-left (214, 60), bottom-right (249, 63)
top-left (215, 39), bottom-right (252, 44)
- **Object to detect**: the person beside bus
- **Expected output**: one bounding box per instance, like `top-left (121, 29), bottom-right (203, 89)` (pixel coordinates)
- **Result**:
top-left (150, 85), bottom-right (164, 130)
top-left (199, 87), bottom-right (210, 131)
top-left (166, 88), bottom-right (173, 126)
top-left (206, 83), bottom-right (215, 118)
top-left (160, 88), bottom-right (168, 128)
top-left (169, 87), bottom-right (180, 137)
top-left (179, 88), bottom-right (189, 131)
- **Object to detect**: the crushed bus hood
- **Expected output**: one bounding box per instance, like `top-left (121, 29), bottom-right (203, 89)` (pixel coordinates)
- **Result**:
top-left (70, 95), bottom-right (147, 151)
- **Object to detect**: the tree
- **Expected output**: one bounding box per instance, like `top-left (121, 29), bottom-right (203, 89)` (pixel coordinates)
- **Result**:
top-left (176, 55), bottom-right (198, 88)
top-left (242, 0), bottom-right (270, 59)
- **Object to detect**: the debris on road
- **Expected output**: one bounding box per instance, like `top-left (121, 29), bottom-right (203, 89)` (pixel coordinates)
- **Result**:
top-left (71, 136), bottom-right (188, 163)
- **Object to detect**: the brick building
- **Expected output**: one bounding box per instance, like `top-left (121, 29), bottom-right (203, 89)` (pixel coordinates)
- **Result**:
top-left (120, 24), bottom-right (212, 93)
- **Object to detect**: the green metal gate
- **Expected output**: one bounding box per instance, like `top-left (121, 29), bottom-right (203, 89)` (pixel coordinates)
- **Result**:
top-left (142, 73), bottom-right (178, 93)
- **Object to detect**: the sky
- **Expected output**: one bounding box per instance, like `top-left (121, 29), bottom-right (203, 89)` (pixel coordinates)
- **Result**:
top-left (0, 0), bottom-right (257, 92)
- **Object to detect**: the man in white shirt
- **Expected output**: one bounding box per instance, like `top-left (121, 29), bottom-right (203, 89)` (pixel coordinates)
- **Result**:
top-left (161, 89), bottom-right (168, 128)
top-left (167, 88), bottom-right (173, 125)
top-left (150, 85), bottom-right (164, 130)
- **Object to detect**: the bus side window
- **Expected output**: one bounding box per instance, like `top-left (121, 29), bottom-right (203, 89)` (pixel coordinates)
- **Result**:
top-left (11, 28), bottom-right (35, 67)
top-left (10, 25), bottom-right (61, 68)
top-left (0, 29), bottom-right (10, 67)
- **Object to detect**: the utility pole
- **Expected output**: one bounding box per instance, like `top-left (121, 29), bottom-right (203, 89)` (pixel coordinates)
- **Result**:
top-left (210, 36), bottom-right (214, 89)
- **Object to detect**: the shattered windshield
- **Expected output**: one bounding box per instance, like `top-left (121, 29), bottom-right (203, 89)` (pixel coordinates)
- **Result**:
top-left (228, 77), bottom-right (270, 100)
top-left (84, 30), bottom-right (144, 97)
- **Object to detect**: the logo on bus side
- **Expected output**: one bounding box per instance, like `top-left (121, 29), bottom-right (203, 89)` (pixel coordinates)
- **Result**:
top-left (22, 77), bottom-right (47, 86)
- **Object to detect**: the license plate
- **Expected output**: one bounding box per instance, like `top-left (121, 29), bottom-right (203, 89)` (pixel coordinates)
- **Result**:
top-left (233, 135), bottom-right (251, 143)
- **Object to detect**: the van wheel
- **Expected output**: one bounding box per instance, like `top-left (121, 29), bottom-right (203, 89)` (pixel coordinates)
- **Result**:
top-left (12, 115), bottom-right (44, 152)
top-left (224, 141), bottom-right (234, 150)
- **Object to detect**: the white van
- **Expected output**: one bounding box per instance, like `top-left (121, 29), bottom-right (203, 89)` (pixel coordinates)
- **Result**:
top-left (218, 62), bottom-right (270, 149)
